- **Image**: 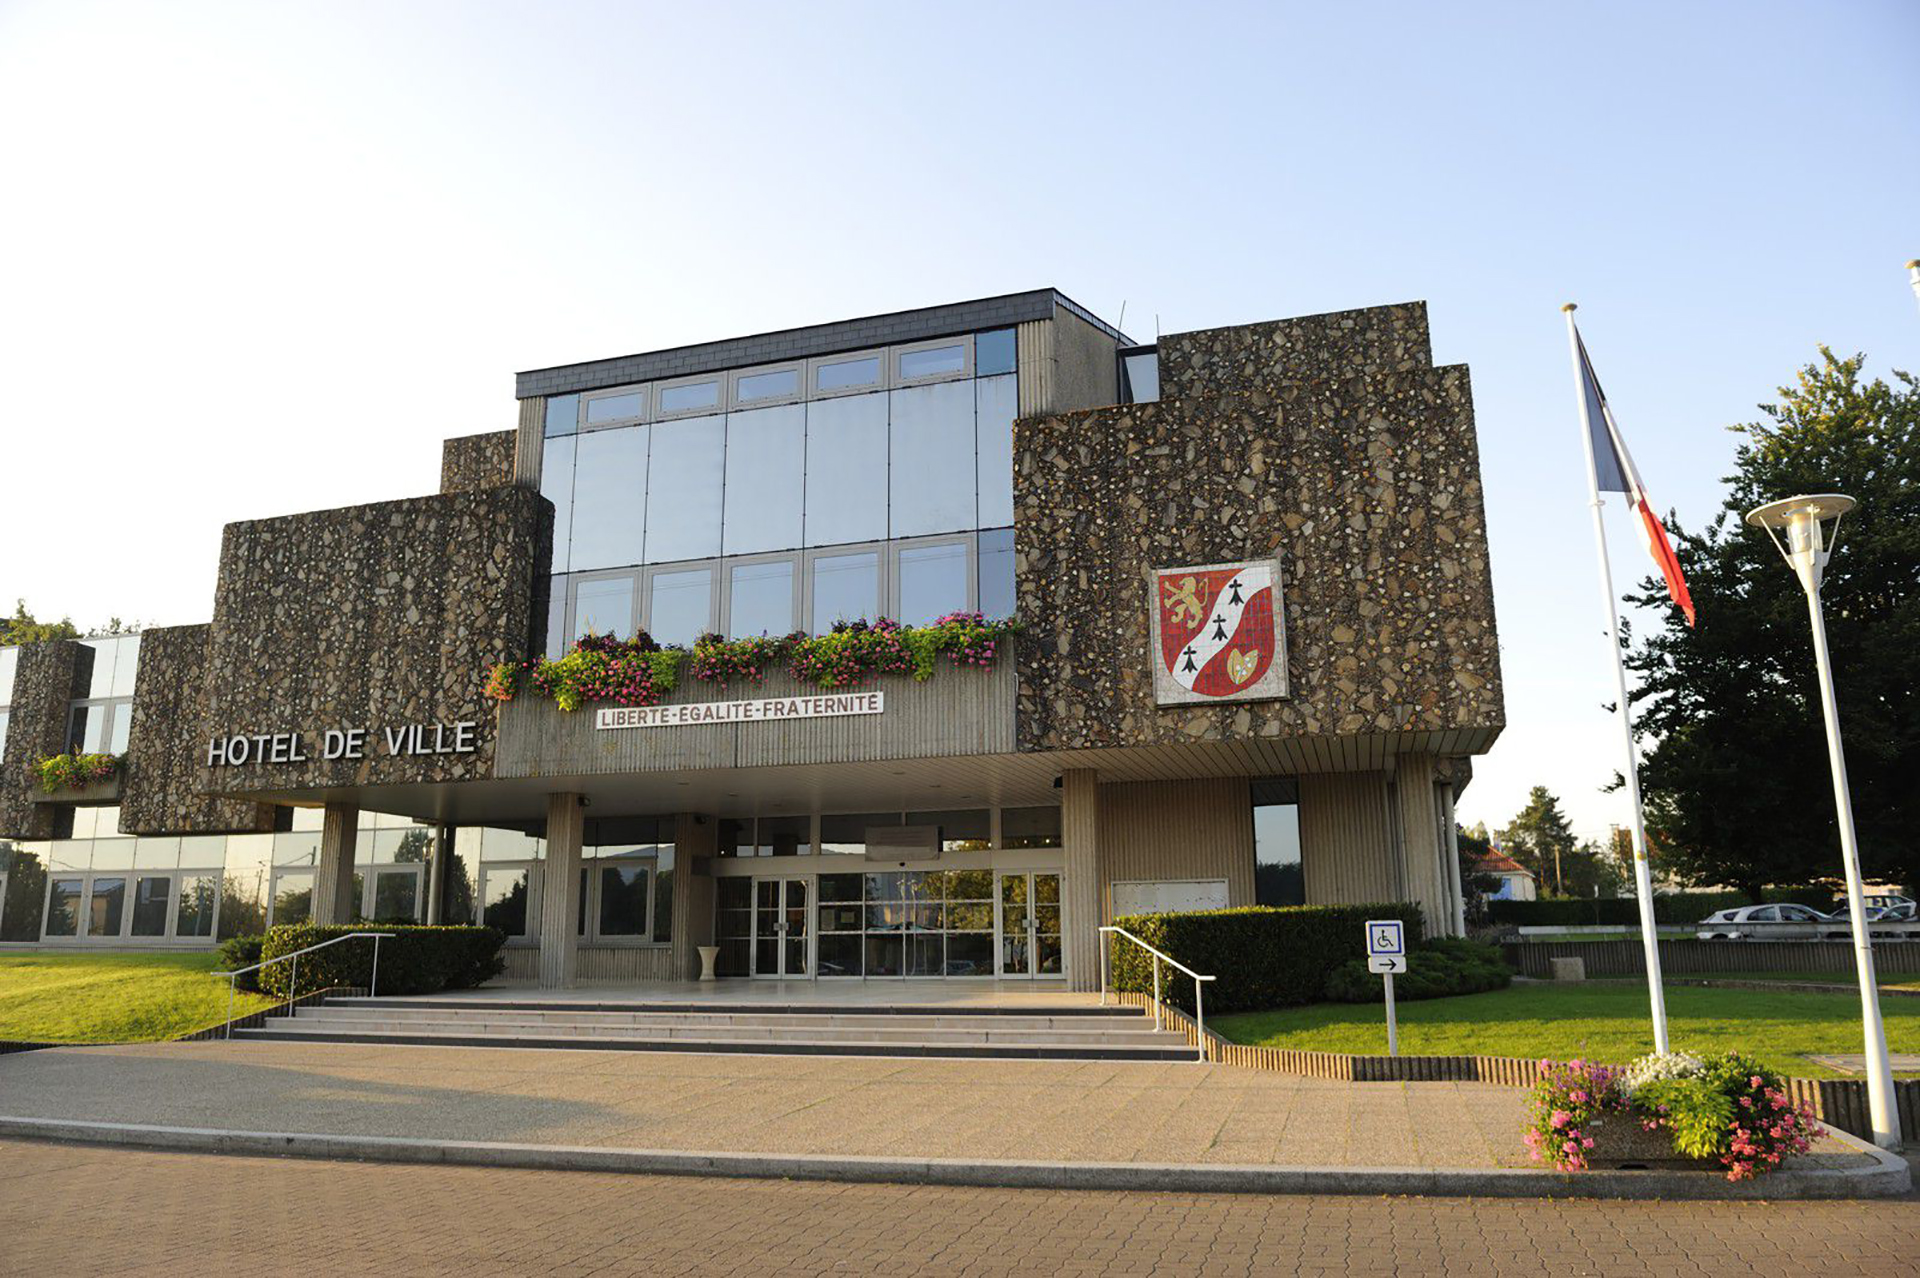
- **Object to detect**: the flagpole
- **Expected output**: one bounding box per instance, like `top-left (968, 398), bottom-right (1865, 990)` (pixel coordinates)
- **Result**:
top-left (1562, 303), bottom-right (1671, 1055)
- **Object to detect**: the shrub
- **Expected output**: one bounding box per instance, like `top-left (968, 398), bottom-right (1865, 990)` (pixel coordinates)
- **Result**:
top-left (1107, 903), bottom-right (1424, 1015)
top-left (1632, 1051), bottom-right (1818, 1181)
top-left (1322, 936), bottom-right (1512, 1002)
top-left (1523, 1058), bottom-right (1628, 1171)
top-left (259, 924), bottom-right (505, 999)
top-left (216, 935), bottom-right (265, 993)
top-left (1487, 888), bottom-right (1832, 927)
top-left (35, 750), bottom-right (120, 793)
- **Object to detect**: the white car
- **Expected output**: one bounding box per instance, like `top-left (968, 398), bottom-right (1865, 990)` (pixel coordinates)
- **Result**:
top-left (1864, 894), bottom-right (1917, 921)
top-left (1695, 903), bottom-right (1832, 941)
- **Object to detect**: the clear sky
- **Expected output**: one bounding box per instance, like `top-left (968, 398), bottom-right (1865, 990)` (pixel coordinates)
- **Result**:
top-left (2, 0), bottom-right (1916, 845)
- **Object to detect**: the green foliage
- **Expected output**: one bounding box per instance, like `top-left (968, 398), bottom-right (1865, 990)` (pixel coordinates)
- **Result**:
top-left (1498, 787), bottom-right (1622, 898)
top-left (1456, 823), bottom-right (1502, 926)
top-left (1634, 1077), bottom-right (1733, 1160)
top-left (0, 600), bottom-right (79, 645)
top-left (487, 613), bottom-right (1018, 712)
top-left (1108, 903), bottom-right (1424, 1015)
top-left (1626, 350), bottom-right (1920, 893)
top-left (1487, 887), bottom-right (1831, 926)
top-left (1322, 936), bottom-right (1512, 1002)
top-left (258, 924), bottom-right (505, 999)
top-left (216, 936), bottom-right (264, 993)
top-left (0, 952), bottom-right (274, 1043)
top-left (34, 751), bottom-right (119, 793)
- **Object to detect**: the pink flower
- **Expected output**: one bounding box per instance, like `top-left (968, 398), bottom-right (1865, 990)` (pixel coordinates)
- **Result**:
top-left (1550, 1110), bottom-right (1571, 1129)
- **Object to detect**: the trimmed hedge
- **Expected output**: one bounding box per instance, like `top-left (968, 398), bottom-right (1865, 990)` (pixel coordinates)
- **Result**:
top-left (1488, 889), bottom-right (1833, 928)
top-left (1108, 903), bottom-right (1425, 1015)
top-left (216, 935), bottom-right (264, 992)
top-left (259, 924), bottom-right (505, 999)
top-left (1324, 936), bottom-right (1513, 1002)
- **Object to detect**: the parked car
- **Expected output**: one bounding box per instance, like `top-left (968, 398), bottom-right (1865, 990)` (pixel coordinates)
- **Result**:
top-left (1695, 903), bottom-right (1830, 940)
top-left (1864, 894), bottom-right (1917, 921)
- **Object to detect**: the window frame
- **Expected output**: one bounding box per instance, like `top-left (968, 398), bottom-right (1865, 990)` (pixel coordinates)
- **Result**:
top-left (803, 541), bottom-right (888, 633)
top-left (579, 383), bottom-right (650, 431)
top-left (892, 335), bottom-right (974, 387)
top-left (576, 855), bottom-right (663, 945)
top-left (888, 535), bottom-right (976, 624)
top-left (728, 361), bottom-right (806, 410)
top-left (567, 569), bottom-right (641, 642)
top-left (806, 347), bottom-right (890, 400)
top-left (653, 373), bottom-right (726, 421)
top-left (722, 552), bottom-right (803, 639)
top-left (640, 559), bottom-right (721, 645)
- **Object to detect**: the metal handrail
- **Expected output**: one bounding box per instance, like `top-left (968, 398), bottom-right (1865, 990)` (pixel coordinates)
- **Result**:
top-left (1097, 925), bottom-right (1216, 1063)
top-left (212, 931), bottom-right (396, 1040)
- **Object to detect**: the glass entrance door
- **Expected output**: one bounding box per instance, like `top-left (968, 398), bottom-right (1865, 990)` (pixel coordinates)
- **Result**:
top-left (997, 871), bottom-right (1063, 978)
top-left (752, 877), bottom-right (809, 978)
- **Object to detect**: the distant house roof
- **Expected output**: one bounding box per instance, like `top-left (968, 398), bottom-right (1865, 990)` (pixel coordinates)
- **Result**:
top-left (1471, 851), bottom-right (1533, 877)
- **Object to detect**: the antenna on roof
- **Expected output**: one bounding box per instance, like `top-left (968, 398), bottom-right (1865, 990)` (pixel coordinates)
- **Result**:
top-left (1155, 314), bottom-right (1162, 341)
top-left (1116, 300), bottom-right (1127, 337)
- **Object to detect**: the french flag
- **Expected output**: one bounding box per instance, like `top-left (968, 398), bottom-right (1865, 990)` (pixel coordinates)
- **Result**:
top-left (1572, 326), bottom-right (1697, 628)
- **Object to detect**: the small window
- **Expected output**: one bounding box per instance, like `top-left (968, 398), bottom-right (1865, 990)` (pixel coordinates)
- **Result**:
top-left (734, 365), bottom-right (802, 405)
top-left (728, 558), bottom-right (796, 638)
top-left (544, 394), bottom-right (580, 437)
top-left (646, 566), bottom-right (715, 646)
top-left (657, 378), bottom-right (721, 416)
top-left (811, 550), bottom-right (881, 633)
top-left (812, 352), bottom-right (884, 394)
top-left (574, 575), bottom-right (636, 641)
top-left (1121, 348), bottom-right (1159, 403)
top-left (583, 388), bottom-right (645, 428)
top-left (976, 328), bottom-right (1016, 376)
top-left (897, 341), bottom-right (968, 382)
top-left (978, 529), bottom-right (1015, 620)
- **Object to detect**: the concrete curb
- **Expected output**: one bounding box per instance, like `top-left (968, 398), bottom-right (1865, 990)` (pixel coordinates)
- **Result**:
top-left (0, 1115), bottom-right (1906, 1200)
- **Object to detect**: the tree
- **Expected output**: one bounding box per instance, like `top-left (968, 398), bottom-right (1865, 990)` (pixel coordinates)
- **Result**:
top-left (1455, 823), bottom-right (1502, 926)
top-left (0, 600), bottom-right (78, 645)
top-left (1498, 786), bottom-right (1579, 895)
top-left (1625, 350), bottom-right (1920, 898)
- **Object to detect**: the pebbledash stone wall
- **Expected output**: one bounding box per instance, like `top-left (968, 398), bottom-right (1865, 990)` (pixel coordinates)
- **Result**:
top-left (119, 625), bottom-right (276, 835)
top-left (1013, 301), bottom-right (1503, 752)
top-left (0, 641), bottom-right (88, 840)
top-left (178, 486), bottom-right (550, 798)
top-left (440, 430), bottom-right (516, 493)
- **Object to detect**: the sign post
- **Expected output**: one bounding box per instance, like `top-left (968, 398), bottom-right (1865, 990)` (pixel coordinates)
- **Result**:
top-left (1365, 919), bottom-right (1407, 1057)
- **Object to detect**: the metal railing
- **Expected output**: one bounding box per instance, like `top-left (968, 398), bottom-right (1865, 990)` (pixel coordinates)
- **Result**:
top-left (1097, 925), bottom-right (1215, 1063)
top-left (212, 931), bottom-right (396, 1040)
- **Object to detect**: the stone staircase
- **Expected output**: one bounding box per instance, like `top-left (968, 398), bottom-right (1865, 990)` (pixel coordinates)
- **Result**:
top-left (232, 995), bottom-right (1198, 1061)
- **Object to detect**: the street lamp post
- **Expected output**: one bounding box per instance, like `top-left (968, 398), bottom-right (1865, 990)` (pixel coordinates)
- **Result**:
top-left (1745, 493), bottom-right (1899, 1149)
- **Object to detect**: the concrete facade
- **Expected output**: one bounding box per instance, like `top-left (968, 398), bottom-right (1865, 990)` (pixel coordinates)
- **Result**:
top-left (0, 640), bottom-right (87, 840)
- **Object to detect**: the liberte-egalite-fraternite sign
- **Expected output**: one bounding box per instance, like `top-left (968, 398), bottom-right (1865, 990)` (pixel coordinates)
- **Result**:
top-left (1148, 558), bottom-right (1289, 706)
top-left (597, 691), bottom-right (885, 730)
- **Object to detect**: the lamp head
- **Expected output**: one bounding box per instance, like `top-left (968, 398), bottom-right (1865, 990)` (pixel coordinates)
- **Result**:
top-left (1746, 493), bottom-right (1855, 593)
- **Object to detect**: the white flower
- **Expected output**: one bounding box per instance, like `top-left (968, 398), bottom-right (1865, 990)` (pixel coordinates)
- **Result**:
top-left (1622, 1050), bottom-right (1705, 1096)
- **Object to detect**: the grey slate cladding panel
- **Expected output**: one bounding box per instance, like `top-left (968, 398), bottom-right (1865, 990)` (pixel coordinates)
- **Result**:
top-left (1012, 301), bottom-right (1505, 753)
top-left (515, 289), bottom-right (1098, 400)
top-left (0, 640), bottom-right (88, 840)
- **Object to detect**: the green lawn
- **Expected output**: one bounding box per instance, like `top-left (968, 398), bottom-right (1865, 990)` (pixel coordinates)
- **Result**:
top-left (1660, 970), bottom-right (1920, 992)
top-left (0, 952), bottom-right (274, 1044)
top-left (1212, 982), bottom-right (1920, 1080)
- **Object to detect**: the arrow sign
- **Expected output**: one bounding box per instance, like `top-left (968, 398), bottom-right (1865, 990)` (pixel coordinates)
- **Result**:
top-left (1367, 955), bottom-right (1405, 974)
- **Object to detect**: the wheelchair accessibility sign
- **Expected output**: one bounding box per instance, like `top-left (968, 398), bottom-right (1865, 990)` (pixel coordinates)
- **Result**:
top-left (1365, 919), bottom-right (1405, 970)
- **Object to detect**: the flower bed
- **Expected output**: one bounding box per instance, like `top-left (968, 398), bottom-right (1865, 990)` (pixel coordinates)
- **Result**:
top-left (1525, 1050), bottom-right (1820, 1180)
top-left (486, 613), bottom-right (1017, 712)
top-left (35, 751), bottom-right (121, 794)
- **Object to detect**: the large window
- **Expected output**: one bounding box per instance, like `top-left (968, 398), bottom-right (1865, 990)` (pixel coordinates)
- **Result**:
top-left (889, 380), bottom-right (976, 538)
top-left (1252, 778), bottom-right (1303, 906)
top-left (645, 415), bottom-right (725, 562)
top-left (727, 559), bottom-right (796, 638)
top-left (723, 404), bottom-right (805, 555)
top-left (647, 566), bottom-right (715, 646)
top-left (816, 868), bottom-right (995, 978)
top-left (810, 550), bottom-right (881, 632)
top-left (895, 540), bottom-right (970, 626)
top-left (803, 393), bottom-right (888, 546)
top-left (568, 427), bottom-right (648, 572)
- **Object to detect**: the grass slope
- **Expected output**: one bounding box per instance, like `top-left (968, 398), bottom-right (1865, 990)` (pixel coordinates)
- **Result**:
top-left (1212, 982), bottom-right (1920, 1079)
top-left (0, 952), bottom-right (273, 1044)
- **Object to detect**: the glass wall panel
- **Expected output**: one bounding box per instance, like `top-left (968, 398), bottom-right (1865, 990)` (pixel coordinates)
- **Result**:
top-left (271, 872), bottom-right (313, 927)
top-left (481, 866), bottom-right (531, 937)
top-left (569, 427), bottom-right (648, 571)
top-left (540, 436), bottom-right (577, 572)
top-left (220, 834), bottom-right (273, 938)
top-left (108, 707), bottom-right (131, 754)
top-left (1001, 807), bottom-right (1062, 849)
top-left (890, 380), bottom-right (976, 537)
top-left (737, 368), bottom-right (800, 402)
top-left (46, 878), bottom-right (82, 936)
top-left (979, 528), bottom-right (1015, 620)
top-left (898, 344), bottom-right (965, 380)
top-left (1252, 778), bottom-right (1304, 907)
top-left (723, 404), bottom-right (805, 555)
top-left (975, 373), bottom-right (1017, 528)
top-left (818, 813), bottom-right (891, 856)
top-left (814, 354), bottom-right (881, 392)
top-left (544, 393), bottom-right (579, 437)
top-left (176, 874), bottom-right (218, 938)
top-left (727, 560), bottom-right (794, 638)
top-left (1122, 350), bottom-right (1160, 403)
top-left (811, 552), bottom-right (879, 632)
top-left (371, 870), bottom-right (419, 921)
top-left (648, 568), bottom-right (712, 646)
top-left (896, 542), bottom-right (969, 626)
top-left (803, 394), bottom-right (888, 546)
top-left (0, 646), bottom-right (16, 703)
top-left (1, 846), bottom-right (48, 941)
top-left (574, 575), bottom-right (635, 641)
top-left (976, 328), bottom-right (1017, 376)
top-left (132, 837), bottom-right (179, 869)
top-left (87, 877), bottom-right (125, 937)
top-left (645, 415), bottom-right (724, 562)
top-left (597, 864), bottom-right (648, 936)
top-left (131, 876), bottom-right (170, 936)
top-left (90, 838), bottom-right (134, 871)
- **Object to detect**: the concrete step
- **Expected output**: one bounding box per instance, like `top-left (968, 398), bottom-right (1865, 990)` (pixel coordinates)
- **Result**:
top-left (336, 996), bottom-right (1136, 1019)
top-left (232, 1023), bottom-right (1198, 1061)
top-left (296, 1006), bottom-right (1151, 1033)
top-left (283, 1013), bottom-right (1172, 1045)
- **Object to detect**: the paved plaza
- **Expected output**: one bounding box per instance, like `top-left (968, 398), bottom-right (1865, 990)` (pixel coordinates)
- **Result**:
top-left (3, 1137), bottom-right (1916, 1276)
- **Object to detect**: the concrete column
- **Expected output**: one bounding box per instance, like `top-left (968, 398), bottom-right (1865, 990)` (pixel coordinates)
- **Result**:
top-left (1391, 753), bottom-right (1452, 940)
top-left (1438, 781), bottom-right (1467, 937)
top-left (311, 802), bottom-right (359, 924)
top-left (1061, 768), bottom-right (1100, 992)
top-left (425, 824), bottom-right (450, 926)
top-left (537, 792), bottom-right (584, 988)
top-left (670, 812), bottom-right (717, 980)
